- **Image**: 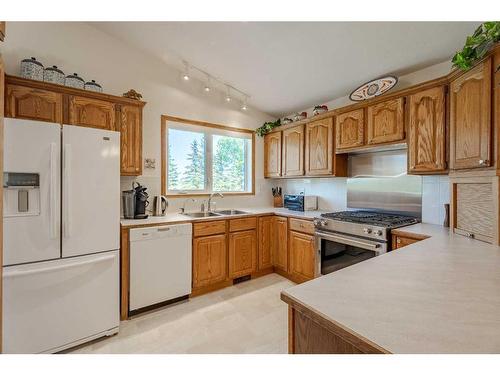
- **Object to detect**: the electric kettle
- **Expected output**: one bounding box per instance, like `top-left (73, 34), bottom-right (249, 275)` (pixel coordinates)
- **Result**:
top-left (152, 195), bottom-right (168, 216)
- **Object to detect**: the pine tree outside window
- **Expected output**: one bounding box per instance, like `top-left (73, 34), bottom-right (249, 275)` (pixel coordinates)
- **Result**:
top-left (162, 116), bottom-right (254, 196)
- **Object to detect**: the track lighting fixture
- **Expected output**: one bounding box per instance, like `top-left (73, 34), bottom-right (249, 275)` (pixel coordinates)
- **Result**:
top-left (182, 61), bottom-right (190, 81)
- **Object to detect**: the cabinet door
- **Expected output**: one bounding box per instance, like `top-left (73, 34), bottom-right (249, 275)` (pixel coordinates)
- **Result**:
top-left (407, 86), bottom-right (447, 173)
top-left (258, 216), bottom-right (273, 270)
top-left (120, 105), bottom-right (142, 176)
top-left (391, 235), bottom-right (419, 250)
top-left (335, 109), bottom-right (364, 150)
top-left (68, 95), bottom-right (115, 130)
top-left (282, 125), bottom-right (304, 176)
top-left (450, 59), bottom-right (492, 170)
top-left (228, 230), bottom-right (257, 279)
top-left (5, 84), bottom-right (62, 123)
top-left (193, 234), bottom-right (227, 288)
top-left (264, 132), bottom-right (282, 177)
top-left (272, 216), bottom-right (288, 272)
top-left (289, 231), bottom-right (316, 283)
top-left (305, 117), bottom-right (333, 175)
top-left (367, 98), bottom-right (405, 145)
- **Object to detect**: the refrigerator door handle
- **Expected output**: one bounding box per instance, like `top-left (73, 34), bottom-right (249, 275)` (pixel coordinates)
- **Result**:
top-left (63, 143), bottom-right (72, 238)
top-left (3, 253), bottom-right (116, 279)
top-left (49, 142), bottom-right (58, 239)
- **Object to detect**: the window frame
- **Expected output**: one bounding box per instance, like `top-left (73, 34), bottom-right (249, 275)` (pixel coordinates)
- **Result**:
top-left (161, 115), bottom-right (255, 197)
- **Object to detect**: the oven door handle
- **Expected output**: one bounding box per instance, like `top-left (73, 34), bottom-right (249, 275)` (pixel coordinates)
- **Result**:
top-left (316, 231), bottom-right (385, 253)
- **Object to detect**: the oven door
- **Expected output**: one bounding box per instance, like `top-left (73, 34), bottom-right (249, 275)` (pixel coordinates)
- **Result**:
top-left (315, 230), bottom-right (387, 275)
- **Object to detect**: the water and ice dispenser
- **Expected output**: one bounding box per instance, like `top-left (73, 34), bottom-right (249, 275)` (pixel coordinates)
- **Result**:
top-left (3, 172), bottom-right (41, 217)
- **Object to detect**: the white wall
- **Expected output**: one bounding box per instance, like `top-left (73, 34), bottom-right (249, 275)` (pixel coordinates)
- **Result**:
top-left (279, 61), bottom-right (453, 224)
top-left (0, 22), bottom-right (275, 213)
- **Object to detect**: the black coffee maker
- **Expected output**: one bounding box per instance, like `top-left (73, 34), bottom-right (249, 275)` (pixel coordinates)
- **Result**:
top-left (133, 182), bottom-right (149, 219)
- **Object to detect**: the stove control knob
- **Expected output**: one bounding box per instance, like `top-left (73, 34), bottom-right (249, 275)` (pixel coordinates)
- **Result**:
top-left (320, 219), bottom-right (328, 227)
top-left (313, 219), bottom-right (320, 226)
top-left (374, 230), bottom-right (383, 236)
top-left (363, 228), bottom-right (372, 234)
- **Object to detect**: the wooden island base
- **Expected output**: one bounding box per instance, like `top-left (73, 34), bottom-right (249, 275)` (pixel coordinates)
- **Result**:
top-left (282, 294), bottom-right (390, 354)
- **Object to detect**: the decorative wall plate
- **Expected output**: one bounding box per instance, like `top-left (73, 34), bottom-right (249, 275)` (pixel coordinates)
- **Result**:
top-left (349, 76), bottom-right (398, 101)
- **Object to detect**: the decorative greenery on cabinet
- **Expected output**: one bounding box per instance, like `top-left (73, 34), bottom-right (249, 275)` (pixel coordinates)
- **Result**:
top-left (452, 22), bottom-right (500, 70)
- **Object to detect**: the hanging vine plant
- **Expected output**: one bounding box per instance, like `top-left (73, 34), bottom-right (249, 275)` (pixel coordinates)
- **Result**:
top-left (452, 22), bottom-right (500, 71)
top-left (255, 118), bottom-right (281, 137)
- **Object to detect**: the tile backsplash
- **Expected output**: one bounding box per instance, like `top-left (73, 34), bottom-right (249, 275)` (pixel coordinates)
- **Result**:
top-left (281, 175), bottom-right (450, 226)
top-left (421, 175), bottom-right (450, 225)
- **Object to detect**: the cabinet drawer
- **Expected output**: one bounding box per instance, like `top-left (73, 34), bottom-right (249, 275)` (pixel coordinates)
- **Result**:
top-left (392, 235), bottom-right (419, 250)
top-left (289, 218), bottom-right (315, 235)
top-left (229, 217), bottom-right (257, 232)
top-left (193, 220), bottom-right (226, 237)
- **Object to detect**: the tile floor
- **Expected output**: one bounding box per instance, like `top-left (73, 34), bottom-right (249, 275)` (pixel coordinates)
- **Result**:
top-left (70, 273), bottom-right (295, 354)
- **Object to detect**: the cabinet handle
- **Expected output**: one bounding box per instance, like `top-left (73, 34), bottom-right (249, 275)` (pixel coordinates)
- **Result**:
top-left (479, 159), bottom-right (488, 166)
top-left (396, 238), bottom-right (401, 244)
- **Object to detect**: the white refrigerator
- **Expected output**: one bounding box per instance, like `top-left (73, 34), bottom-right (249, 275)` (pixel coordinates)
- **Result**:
top-left (2, 118), bottom-right (120, 353)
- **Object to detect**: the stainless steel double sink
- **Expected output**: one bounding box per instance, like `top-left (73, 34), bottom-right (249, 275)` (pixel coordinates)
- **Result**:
top-left (182, 209), bottom-right (249, 218)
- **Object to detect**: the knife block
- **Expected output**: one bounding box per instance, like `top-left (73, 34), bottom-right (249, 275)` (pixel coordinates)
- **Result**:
top-left (273, 195), bottom-right (283, 208)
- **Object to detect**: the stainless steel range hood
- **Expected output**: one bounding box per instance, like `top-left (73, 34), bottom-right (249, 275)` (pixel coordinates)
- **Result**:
top-left (346, 149), bottom-right (422, 218)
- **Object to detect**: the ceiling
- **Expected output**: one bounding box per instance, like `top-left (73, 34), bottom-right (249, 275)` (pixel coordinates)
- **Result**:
top-left (91, 22), bottom-right (479, 117)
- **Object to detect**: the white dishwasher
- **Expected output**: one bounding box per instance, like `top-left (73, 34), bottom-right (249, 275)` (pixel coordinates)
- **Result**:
top-left (129, 223), bottom-right (192, 312)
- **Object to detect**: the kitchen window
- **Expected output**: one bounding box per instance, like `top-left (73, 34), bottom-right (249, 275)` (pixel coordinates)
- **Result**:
top-left (161, 115), bottom-right (255, 196)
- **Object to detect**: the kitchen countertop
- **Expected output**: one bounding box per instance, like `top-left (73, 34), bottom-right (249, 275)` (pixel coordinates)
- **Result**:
top-left (120, 207), bottom-right (328, 227)
top-left (281, 223), bottom-right (500, 353)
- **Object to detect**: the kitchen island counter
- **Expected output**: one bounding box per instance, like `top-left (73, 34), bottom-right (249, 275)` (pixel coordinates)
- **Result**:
top-left (281, 223), bottom-right (500, 353)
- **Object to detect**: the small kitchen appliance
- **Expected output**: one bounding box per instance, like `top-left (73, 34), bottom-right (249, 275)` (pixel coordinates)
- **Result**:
top-left (152, 195), bottom-right (168, 216)
top-left (122, 189), bottom-right (136, 219)
top-left (284, 194), bottom-right (318, 211)
top-left (133, 182), bottom-right (149, 219)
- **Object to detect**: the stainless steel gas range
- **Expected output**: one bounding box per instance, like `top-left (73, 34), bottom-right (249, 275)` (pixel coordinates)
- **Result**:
top-left (314, 149), bottom-right (422, 276)
top-left (314, 211), bottom-right (418, 275)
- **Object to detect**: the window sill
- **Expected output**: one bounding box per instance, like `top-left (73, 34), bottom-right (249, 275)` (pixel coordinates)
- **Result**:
top-left (166, 191), bottom-right (255, 198)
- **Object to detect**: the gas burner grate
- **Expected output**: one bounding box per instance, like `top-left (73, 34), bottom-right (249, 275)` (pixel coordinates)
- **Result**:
top-left (320, 211), bottom-right (418, 228)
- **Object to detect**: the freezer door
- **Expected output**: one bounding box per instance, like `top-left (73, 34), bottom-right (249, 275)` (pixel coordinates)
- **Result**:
top-left (3, 119), bottom-right (61, 265)
top-left (62, 125), bottom-right (120, 258)
top-left (2, 250), bottom-right (119, 353)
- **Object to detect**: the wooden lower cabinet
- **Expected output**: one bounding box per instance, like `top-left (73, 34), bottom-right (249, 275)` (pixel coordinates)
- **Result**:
top-left (228, 229), bottom-right (257, 278)
top-left (272, 216), bottom-right (288, 272)
top-left (289, 230), bottom-right (316, 283)
top-left (391, 235), bottom-right (419, 250)
top-left (258, 216), bottom-right (273, 270)
top-left (193, 234), bottom-right (227, 288)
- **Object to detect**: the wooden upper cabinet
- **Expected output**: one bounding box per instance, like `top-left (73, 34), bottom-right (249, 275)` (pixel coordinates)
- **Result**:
top-left (264, 132), bottom-right (282, 177)
top-left (5, 84), bottom-right (62, 123)
top-left (68, 95), bottom-right (115, 130)
top-left (407, 86), bottom-right (447, 174)
top-left (367, 98), bottom-right (405, 145)
top-left (450, 58), bottom-right (492, 170)
top-left (258, 217), bottom-right (273, 271)
top-left (120, 104), bottom-right (142, 176)
top-left (193, 234), bottom-right (227, 288)
top-left (305, 117), bottom-right (333, 175)
top-left (289, 230), bottom-right (316, 283)
top-left (336, 109), bottom-right (364, 150)
top-left (272, 216), bottom-right (288, 272)
top-left (0, 21), bottom-right (5, 42)
top-left (228, 229), bottom-right (257, 279)
top-left (282, 125), bottom-right (304, 176)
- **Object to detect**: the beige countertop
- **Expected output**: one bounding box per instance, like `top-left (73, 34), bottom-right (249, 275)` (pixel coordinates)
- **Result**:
top-left (120, 207), bottom-right (328, 227)
top-left (282, 223), bottom-right (500, 353)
